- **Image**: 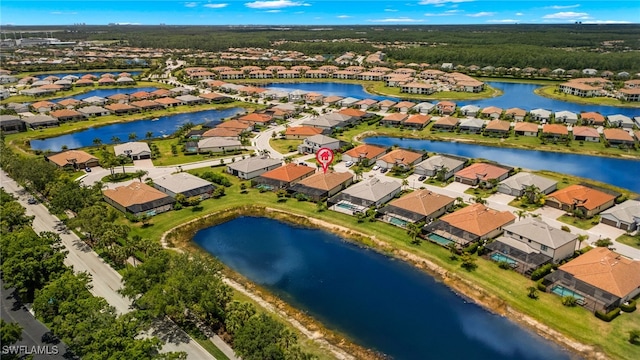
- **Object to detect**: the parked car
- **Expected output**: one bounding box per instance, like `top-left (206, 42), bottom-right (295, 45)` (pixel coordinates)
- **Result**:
top-left (372, 165), bottom-right (380, 171)
top-left (345, 161), bottom-right (354, 167)
top-left (85, 167), bottom-right (92, 172)
top-left (27, 197), bottom-right (37, 205)
top-left (418, 175), bottom-right (427, 181)
top-left (41, 331), bottom-right (60, 344)
top-left (380, 168), bottom-right (388, 173)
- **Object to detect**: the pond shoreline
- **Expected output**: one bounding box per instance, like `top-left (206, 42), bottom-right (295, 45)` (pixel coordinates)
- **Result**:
top-left (162, 205), bottom-right (606, 360)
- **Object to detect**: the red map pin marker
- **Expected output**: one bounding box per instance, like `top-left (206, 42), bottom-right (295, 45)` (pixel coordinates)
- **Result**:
top-left (316, 147), bottom-right (334, 174)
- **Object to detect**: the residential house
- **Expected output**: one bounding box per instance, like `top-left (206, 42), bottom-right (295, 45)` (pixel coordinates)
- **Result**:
top-left (31, 100), bottom-right (57, 113)
top-left (57, 98), bottom-right (82, 109)
top-left (227, 157), bottom-right (282, 180)
top-left (546, 185), bottom-right (616, 217)
top-left (555, 111), bottom-right (579, 124)
top-left (0, 115), bottom-right (26, 133)
top-left (484, 120), bottom-right (511, 136)
top-left (376, 149), bottom-right (424, 170)
top-left (153, 173), bottom-right (215, 200)
top-left (103, 182), bottom-right (175, 217)
top-left (393, 101), bottom-right (416, 113)
top-left (297, 134), bottom-right (341, 154)
top-left (514, 122), bottom-right (539, 137)
top-left (487, 218), bottom-right (578, 273)
top-left (458, 118), bottom-right (485, 134)
top-left (379, 190), bottom-right (455, 226)
top-left (454, 162), bottom-right (510, 187)
top-left (216, 119), bottom-right (254, 133)
top-left (342, 144), bottom-right (387, 165)
top-left (413, 102), bottom-right (435, 114)
top-left (436, 101), bottom-right (456, 115)
top-left (497, 172), bottom-right (557, 197)
top-left (288, 90), bottom-right (308, 102)
top-left (380, 113), bottom-right (408, 127)
top-left (237, 112), bottom-right (273, 126)
top-left (329, 177), bottom-right (402, 214)
top-left (105, 103), bottom-right (140, 115)
top-left (425, 203), bottom-right (516, 245)
top-left (78, 105), bottom-right (111, 118)
top-left (607, 114), bottom-right (634, 129)
top-left (323, 95), bottom-right (344, 106)
top-left (82, 96), bottom-right (108, 105)
top-left (505, 108), bottom-right (527, 121)
top-left (544, 247), bottom-right (640, 312)
top-left (580, 112), bottom-right (606, 126)
top-left (338, 108), bottom-right (368, 122)
top-left (542, 124), bottom-right (569, 139)
top-left (414, 155), bottom-right (465, 179)
top-left (46, 150), bottom-right (99, 170)
top-left (114, 142), bottom-right (152, 160)
top-left (481, 106), bottom-right (503, 119)
top-left (600, 200), bottom-right (640, 231)
top-left (431, 116), bottom-right (459, 132)
top-left (197, 138), bottom-right (242, 153)
top-left (603, 128), bottom-right (635, 146)
top-left (301, 113), bottom-right (352, 132)
top-left (460, 105), bottom-right (480, 117)
top-left (284, 126), bottom-right (323, 139)
top-left (572, 126), bottom-right (600, 142)
top-left (403, 114), bottom-right (432, 129)
top-left (22, 115), bottom-right (59, 128)
top-left (356, 99), bottom-right (378, 110)
top-left (154, 97), bottom-right (183, 108)
top-left (201, 127), bottom-right (242, 139)
top-left (530, 109), bottom-right (552, 123)
top-left (254, 163), bottom-right (315, 189)
top-left (288, 171), bottom-right (354, 202)
top-left (131, 100), bottom-right (164, 111)
top-left (400, 82), bottom-right (435, 95)
top-left (50, 109), bottom-right (84, 122)
top-left (339, 97), bottom-right (360, 108)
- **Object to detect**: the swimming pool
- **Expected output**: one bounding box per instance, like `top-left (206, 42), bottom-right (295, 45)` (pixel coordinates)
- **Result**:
top-left (490, 253), bottom-right (518, 266)
top-left (389, 217), bottom-right (408, 227)
top-left (427, 233), bottom-right (454, 247)
top-left (551, 285), bottom-right (585, 301)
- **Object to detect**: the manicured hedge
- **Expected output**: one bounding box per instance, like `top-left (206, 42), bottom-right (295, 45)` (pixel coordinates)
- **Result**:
top-left (463, 242), bottom-right (479, 254)
top-left (621, 299), bottom-right (637, 313)
top-left (536, 280), bottom-right (547, 292)
top-left (531, 263), bottom-right (555, 281)
top-left (595, 308), bottom-right (621, 322)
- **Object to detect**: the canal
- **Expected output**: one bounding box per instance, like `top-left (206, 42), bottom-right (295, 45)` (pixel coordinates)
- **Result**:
top-left (194, 216), bottom-right (575, 360)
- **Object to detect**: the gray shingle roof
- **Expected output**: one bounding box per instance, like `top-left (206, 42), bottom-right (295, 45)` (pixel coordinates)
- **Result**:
top-left (600, 200), bottom-right (640, 224)
top-left (504, 217), bottom-right (577, 249)
top-left (415, 155), bottom-right (464, 172)
top-left (339, 178), bottom-right (401, 202)
top-left (227, 157), bottom-right (282, 173)
top-left (498, 172), bottom-right (557, 192)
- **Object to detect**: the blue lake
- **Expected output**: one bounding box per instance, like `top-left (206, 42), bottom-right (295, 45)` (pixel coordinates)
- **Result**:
top-left (365, 137), bottom-right (640, 193)
top-left (29, 107), bottom-right (245, 151)
top-left (267, 81), bottom-right (639, 117)
top-left (34, 71), bottom-right (142, 80)
top-left (194, 217), bottom-right (575, 360)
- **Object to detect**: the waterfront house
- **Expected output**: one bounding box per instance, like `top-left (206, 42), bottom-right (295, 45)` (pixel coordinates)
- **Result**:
top-left (342, 144), bottom-right (387, 165)
top-left (484, 120), bottom-right (511, 136)
top-left (288, 171), bottom-right (354, 202)
top-left (175, 95), bottom-right (206, 105)
top-left (413, 102), bottom-right (435, 114)
top-left (530, 109), bottom-right (552, 123)
top-left (297, 134), bottom-right (341, 154)
top-left (481, 106), bottom-right (503, 119)
top-left (153, 173), bottom-right (215, 200)
top-left (376, 149), bottom-right (424, 170)
top-left (338, 108), bottom-right (368, 122)
top-left (505, 108), bottom-right (527, 122)
top-left (355, 99), bottom-right (378, 110)
top-left (339, 97), bottom-right (360, 108)
top-left (599, 200), bottom-right (640, 231)
top-left (154, 97), bottom-right (183, 108)
top-left (400, 82), bottom-right (436, 95)
top-left (393, 101), bottom-right (416, 113)
top-left (380, 113), bottom-right (408, 127)
top-left (572, 126), bottom-right (600, 142)
top-left (50, 109), bottom-right (84, 122)
top-left (542, 124), bottom-right (569, 139)
top-left (105, 103), bottom-right (140, 115)
top-left (379, 189), bottom-right (455, 227)
top-left (436, 101), bottom-right (456, 115)
top-left (545, 185), bottom-right (616, 217)
top-left (31, 100), bottom-right (57, 113)
top-left (487, 218), bottom-right (578, 273)
top-left (403, 114), bottom-right (432, 129)
top-left (514, 122), bottom-right (539, 137)
top-left (216, 119), bottom-right (254, 133)
top-left (202, 127), bottom-right (242, 139)
top-left (83, 96), bottom-right (108, 105)
top-left (460, 105), bottom-right (480, 117)
top-left (497, 172), bottom-right (557, 197)
top-left (458, 118), bottom-right (485, 134)
top-left (377, 100), bottom-right (397, 112)
top-left (46, 150), bottom-right (99, 170)
top-left (580, 112), bottom-right (606, 126)
top-left (0, 115), bottom-right (26, 133)
top-left (544, 247), bottom-right (640, 312)
top-left (197, 137), bottom-right (242, 153)
top-left (103, 182), bottom-right (175, 217)
top-left (323, 95), bottom-right (343, 106)
top-left (607, 114), bottom-right (634, 129)
top-left (254, 163), bottom-right (315, 189)
top-left (425, 203), bottom-right (515, 245)
top-left (284, 126), bottom-right (323, 140)
top-left (57, 98), bottom-right (82, 109)
top-left (328, 177), bottom-right (402, 215)
top-left (554, 111), bottom-right (579, 124)
top-left (603, 128), bottom-right (635, 147)
top-left (130, 100), bottom-right (164, 111)
top-left (226, 157), bottom-right (282, 180)
top-left (22, 115), bottom-right (59, 128)
top-left (431, 116), bottom-right (459, 132)
top-left (113, 142), bottom-right (151, 160)
top-left (414, 155), bottom-right (465, 180)
top-left (130, 91), bottom-right (151, 100)
top-left (454, 162), bottom-right (510, 187)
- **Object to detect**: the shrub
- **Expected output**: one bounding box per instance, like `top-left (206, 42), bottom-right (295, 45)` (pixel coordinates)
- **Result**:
top-left (620, 299), bottom-right (637, 313)
top-left (530, 263), bottom-right (555, 281)
top-left (498, 261), bottom-right (512, 270)
top-left (595, 238), bottom-right (613, 248)
top-left (630, 330), bottom-right (640, 345)
top-left (595, 308), bottom-right (621, 322)
top-left (536, 280), bottom-right (547, 292)
top-left (560, 225), bottom-right (571, 232)
top-left (527, 286), bottom-right (539, 300)
top-left (463, 242), bottom-right (479, 254)
top-left (562, 296), bottom-right (578, 307)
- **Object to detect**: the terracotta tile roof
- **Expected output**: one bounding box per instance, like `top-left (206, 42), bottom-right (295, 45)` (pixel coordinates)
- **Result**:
top-left (382, 113), bottom-right (408, 122)
top-left (542, 124), bottom-right (568, 135)
top-left (98, 77), bottom-right (115, 84)
top-left (261, 163), bottom-right (315, 182)
top-left (238, 113), bottom-right (272, 124)
top-left (485, 120), bottom-right (511, 131)
top-left (151, 88), bottom-right (171, 97)
top-left (108, 93), bottom-right (129, 101)
top-left (344, 144), bottom-right (387, 160)
top-left (514, 122), bottom-right (538, 132)
top-left (103, 182), bottom-right (171, 208)
top-left (455, 162), bottom-right (509, 181)
top-left (505, 108), bottom-right (526, 117)
top-left (379, 149), bottom-right (422, 166)
top-left (154, 97), bottom-right (182, 105)
top-left (202, 127), bottom-right (242, 137)
top-left (216, 119), bottom-right (253, 130)
top-left (105, 103), bottom-right (137, 112)
top-left (131, 100), bottom-right (161, 108)
top-left (31, 101), bottom-right (56, 109)
top-left (481, 106), bottom-right (503, 115)
top-left (558, 247), bottom-right (640, 298)
top-left (434, 116), bottom-right (459, 127)
top-left (603, 128), bottom-right (634, 142)
top-left (50, 109), bottom-right (82, 118)
top-left (130, 91), bottom-right (151, 99)
top-left (580, 112), bottom-right (605, 124)
top-left (200, 93), bottom-right (228, 100)
top-left (378, 100), bottom-right (397, 107)
top-left (437, 101), bottom-right (456, 107)
top-left (338, 108), bottom-right (367, 118)
top-left (404, 114), bottom-right (432, 125)
top-left (284, 126), bottom-right (323, 137)
top-left (323, 95), bottom-right (343, 103)
top-left (394, 101), bottom-right (416, 109)
top-left (387, 189), bottom-right (455, 217)
top-left (46, 150), bottom-right (98, 167)
top-left (57, 98), bottom-right (82, 107)
top-left (572, 126), bottom-right (599, 138)
top-left (297, 171), bottom-right (353, 191)
top-left (547, 185), bottom-right (616, 211)
top-left (440, 203), bottom-right (515, 237)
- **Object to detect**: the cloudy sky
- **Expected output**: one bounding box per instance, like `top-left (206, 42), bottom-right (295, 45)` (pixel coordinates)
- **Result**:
top-left (1, 1), bottom-right (637, 25)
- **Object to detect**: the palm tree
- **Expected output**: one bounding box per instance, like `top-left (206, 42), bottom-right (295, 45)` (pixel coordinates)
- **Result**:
top-left (111, 136), bottom-right (121, 144)
top-left (145, 131), bottom-right (153, 140)
top-left (435, 166), bottom-right (449, 182)
top-left (134, 170), bottom-right (148, 182)
top-left (513, 209), bottom-right (529, 221)
top-left (402, 179), bottom-right (409, 190)
top-left (522, 184), bottom-right (541, 205)
top-left (128, 132), bottom-right (138, 141)
top-left (406, 221), bottom-right (425, 245)
top-left (473, 195), bottom-right (487, 205)
top-left (92, 138), bottom-right (103, 146)
top-left (353, 166), bottom-right (363, 181)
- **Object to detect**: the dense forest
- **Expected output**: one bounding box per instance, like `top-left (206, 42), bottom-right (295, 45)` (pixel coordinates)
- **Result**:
top-left (3, 24), bottom-right (640, 71)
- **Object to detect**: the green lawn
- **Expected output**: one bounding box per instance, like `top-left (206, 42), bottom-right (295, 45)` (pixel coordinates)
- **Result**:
top-left (557, 214), bottom-right (601, 230)
top-left (616, 234), bottom-right (640, 250)
top-left (121, 165), bottom-right (640, 360)
top-left (149, 138), bottom-right (252, 167)
top-left (535, 86), bottom-right (640, 108)
top-left (269, 139), bottom-right (302, 154)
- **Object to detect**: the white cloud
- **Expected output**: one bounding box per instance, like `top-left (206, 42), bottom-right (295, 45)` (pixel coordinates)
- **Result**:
top-left (583, 20), bottom-right (632, 24)
top-left (384, 9), bottom-right (398, 12)
top-left (543, 11), bottom-right (589, 19)
top-left (51, 11), bottom-right (78, 15)
top-left (424, 10), bottom-right (460, 16)
top-left (337, 15), bottom-right (351, 18)
top-left (515, 12), bottom-right (523, 16)
top-left (204, 3), bottom-right (228, 8)
top-left (265, 9), bottom-right (282, 12)
top-left (487, 19), bottom-right (519, 23)
top-left (114, 22), bottom-right (141, 25)
top-left (245, 0), bottom-right (308, 8)
top-left (184, 2), bottom-right (198, 7)
top-left (545, 4), bottom-right (580, 10)
top-left (467, 12), bottom-right (495, 17)
top-left (369, 17), bottom-right (425, 23)
top-left (419, 0), bottom-right (473, 4)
